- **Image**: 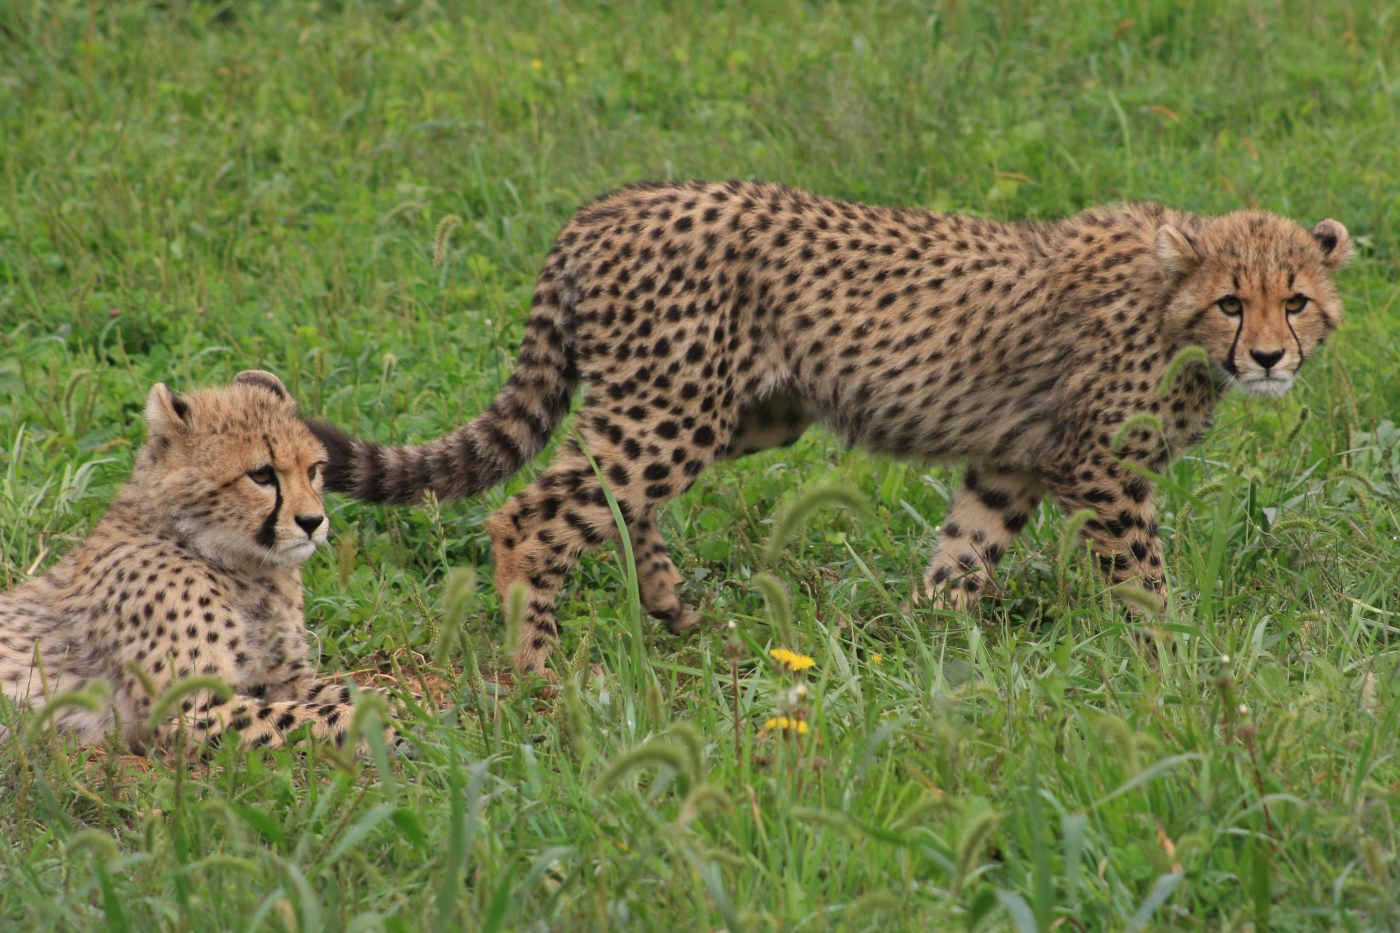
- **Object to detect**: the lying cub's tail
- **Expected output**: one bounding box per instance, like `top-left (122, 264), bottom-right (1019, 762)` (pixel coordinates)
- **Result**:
top-left (310, 263), bottom-right (578, 506)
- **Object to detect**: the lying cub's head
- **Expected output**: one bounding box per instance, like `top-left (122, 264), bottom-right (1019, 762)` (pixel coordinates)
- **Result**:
top-left (1157, 212), bottom-right (1351, 398)
top-left (138, 370), bottom-right (328, 567)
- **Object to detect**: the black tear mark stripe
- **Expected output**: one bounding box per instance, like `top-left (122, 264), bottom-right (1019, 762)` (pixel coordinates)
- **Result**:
top-left (1285, 315), bottom-right (1305, 366)
top-left (1225, 315), bottom-right (1243, 375)
top-left (256, 475), bottom-right (282, 549)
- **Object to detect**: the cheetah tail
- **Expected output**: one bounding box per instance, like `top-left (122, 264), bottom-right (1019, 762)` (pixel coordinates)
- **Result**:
top-left (308, 268), bottom-right (579, 506)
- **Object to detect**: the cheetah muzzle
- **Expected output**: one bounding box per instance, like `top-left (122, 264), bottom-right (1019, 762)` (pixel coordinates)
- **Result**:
top-left (309, 181), bottom-right (1351, 677)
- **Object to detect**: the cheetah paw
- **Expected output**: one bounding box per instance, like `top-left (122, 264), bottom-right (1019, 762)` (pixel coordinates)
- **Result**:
top-left (387, 725), bottom-right (425, 759)
top-left (903, 578), bottom-right (979, 614)
top-left (517, 667), bottom-right (561, 701)
top-left (665, 604), bottom-right (702, 634)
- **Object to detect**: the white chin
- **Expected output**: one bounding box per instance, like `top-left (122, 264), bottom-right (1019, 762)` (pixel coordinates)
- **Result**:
top-left (278, 541), bottom-right (321, 565)
top-left (185, 526), bottom-right (321, 568)
top-left (1235, 374), bottom-right (1295, 398)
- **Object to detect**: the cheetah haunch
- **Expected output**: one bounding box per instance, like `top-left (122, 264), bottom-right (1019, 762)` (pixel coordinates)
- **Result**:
top-left (311, 181), bottom-right (1350, 678)
top-left (0, 371), bottom-right (389, 754)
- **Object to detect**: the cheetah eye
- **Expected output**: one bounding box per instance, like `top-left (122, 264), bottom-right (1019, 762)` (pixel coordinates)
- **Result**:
top-left (1284, 294), bottom-right (1309, 315)
top-left (308, 464), bottom-right (321, 482)
top-left (247, 466), bottom-right (275, 486)
top-left (1216, 295), bottom-right (1243, 317)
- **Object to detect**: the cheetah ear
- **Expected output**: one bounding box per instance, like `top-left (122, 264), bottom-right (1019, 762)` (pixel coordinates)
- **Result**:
top-left (233, 369), bottom-right (291, 401)
top-left (1154, 225), bottom-right (1201, 286)
top-left (1310, 219), bottom-right (1352, 271)
top-left (145, 383), bottom-right (192, 441)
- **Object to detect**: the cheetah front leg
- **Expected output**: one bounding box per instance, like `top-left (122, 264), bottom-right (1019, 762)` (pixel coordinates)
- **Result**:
top-left (628, 510), bottom-right (700, 634)
top-left (154, 690), bottom-right (354, 752)
top-left (260, 675), bottom-right (368, 707)
top-left (146, 653), bottom-right (393, 756)
top-left (918, 463), bottom-right (1045, 611)
top-left (1044, 465), bottom-right (1166, 608)
top-left (243, 618), bottom-right (317, 702)
top-left (255, 621), bottom-right (414, 709)
top-left (155, 687), bottom-right (400, 756)
top-left (487, 446), bottom-right (622, 682)
top-left (266, 675), bottom-right (411, 733)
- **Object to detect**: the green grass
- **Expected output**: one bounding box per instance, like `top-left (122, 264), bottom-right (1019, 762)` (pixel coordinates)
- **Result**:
top-left (3, 0), bottom-right (1400, 929)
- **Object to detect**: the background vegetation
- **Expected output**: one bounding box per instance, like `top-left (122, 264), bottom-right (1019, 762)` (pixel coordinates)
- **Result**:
top-left (2, 0), bottom-right (1400, 929)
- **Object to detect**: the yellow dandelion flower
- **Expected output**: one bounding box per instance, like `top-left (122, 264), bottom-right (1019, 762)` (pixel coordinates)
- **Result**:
top-left (870, 654), bottom-right (883, 665)
top-left (769, 647), bottom-right (815, 672)
top-left (530, 59), bottom-right (544, 70)
top-left (762, 716), bottom-right (810, 735)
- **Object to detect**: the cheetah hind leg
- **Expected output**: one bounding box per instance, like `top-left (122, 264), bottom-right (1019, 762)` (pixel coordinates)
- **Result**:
top-left (487, 445), bottom-right (624, 687)
top-left (910, 464), bottom-right (1044, 614)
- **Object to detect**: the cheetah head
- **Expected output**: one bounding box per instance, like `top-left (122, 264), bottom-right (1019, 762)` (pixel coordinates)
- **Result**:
top-left (1156, 212), bottom-right (1351, 398)
top-left (141, 370), bottom-right (329, 568)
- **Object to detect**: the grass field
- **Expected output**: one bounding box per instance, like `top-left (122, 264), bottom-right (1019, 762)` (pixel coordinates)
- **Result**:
top-left (3, 0), bottom-right (1400, 929)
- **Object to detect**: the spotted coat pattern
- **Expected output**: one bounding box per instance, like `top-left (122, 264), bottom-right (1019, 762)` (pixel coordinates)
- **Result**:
top-left (0, 371), bottom-right (393, 754)
top-left (312, 181), bottom-right (1351, 678)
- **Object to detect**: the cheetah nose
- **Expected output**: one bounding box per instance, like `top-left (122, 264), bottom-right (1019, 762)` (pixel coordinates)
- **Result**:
top-left (1250, 348), bottom-right (1284, 370)
top-left (295, 515), bottom-right (325, 537)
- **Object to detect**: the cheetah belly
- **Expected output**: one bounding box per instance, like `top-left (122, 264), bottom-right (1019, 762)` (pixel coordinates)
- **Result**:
top-left (723, 390), bottom-right (814, 458)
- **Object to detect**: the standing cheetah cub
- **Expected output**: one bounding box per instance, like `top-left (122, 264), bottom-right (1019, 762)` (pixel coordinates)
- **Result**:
top-left (0, 370), bottom-right (384, 753)
top-left (311, 181), bottom-right (1350, 679)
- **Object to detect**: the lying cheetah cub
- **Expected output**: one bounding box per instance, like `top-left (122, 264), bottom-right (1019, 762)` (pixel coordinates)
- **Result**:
top-left (0, 370), bottom-right (383, 753)
top-left (311, 181), bottom-right (1350, 678)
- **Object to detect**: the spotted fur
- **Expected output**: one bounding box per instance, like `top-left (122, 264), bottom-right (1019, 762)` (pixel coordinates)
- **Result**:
top-left (0, 371), bottom-right (395, 754)
top-left (311, 181), bottom-right (1351, 678)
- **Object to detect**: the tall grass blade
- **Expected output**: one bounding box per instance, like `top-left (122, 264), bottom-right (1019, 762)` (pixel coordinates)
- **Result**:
top-left (764, 482), bottom-right (867, 566)
top-left (574, 430), bottom-right (648, 687)
top-left (1056, 510), bottom-right (1097, 568)
top-left (435, 760), bottom-right (489, 933)
top-left (1157, 346), bottom-right (1210, 397)
top-left (1062, 812), bottom-right (1087, 910)
top-left (750, 572), bottom-right (795, 647)
top-left (1127, 872), bottom-right (1184, 932)
top-left (434, 565), bottom-right (478, 667)
top-left (1026, 762), bottom-right (1052, 933)
top-left (995, 889), bottom-right (1039, 933)
top-left (1091, 754), bottom-right (1204, 810)
top-left (679, 842), bottom-right (745, 933)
